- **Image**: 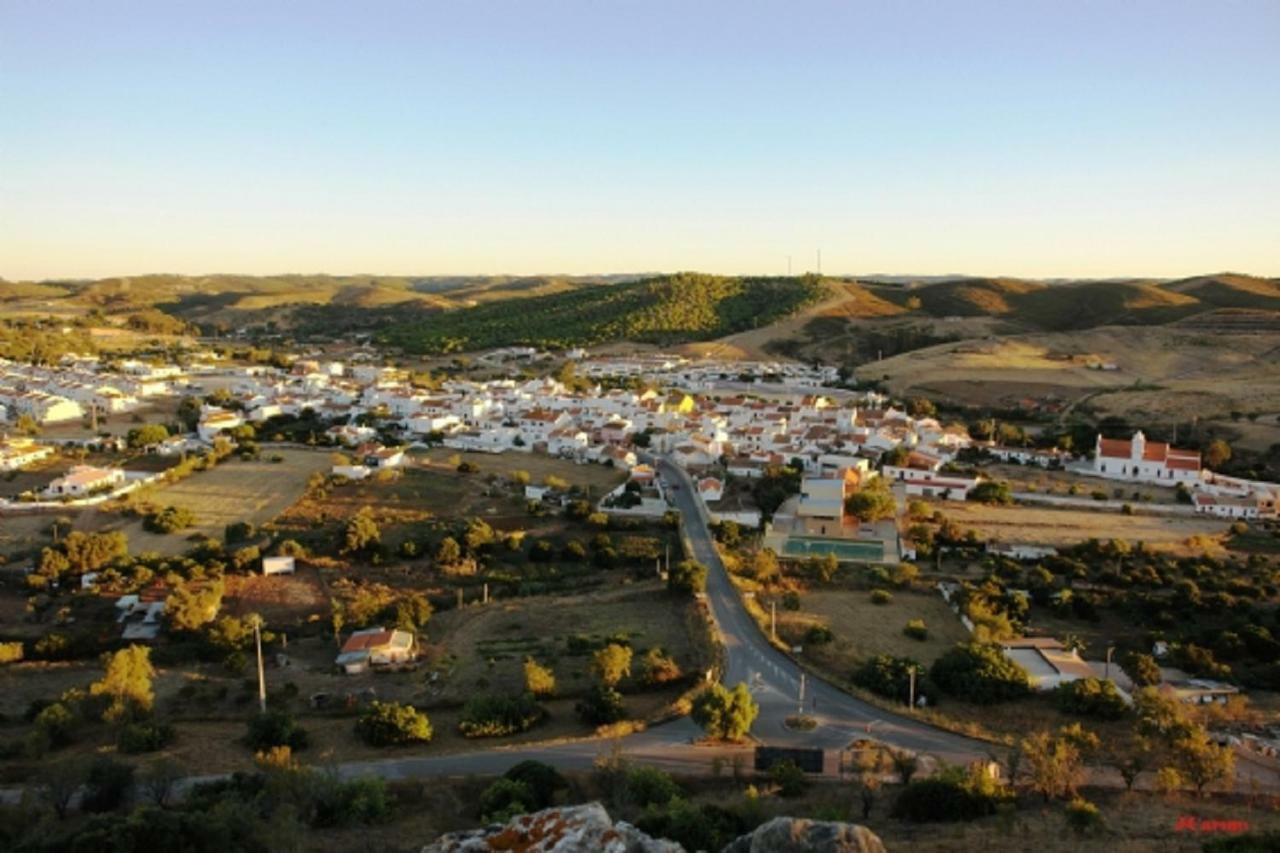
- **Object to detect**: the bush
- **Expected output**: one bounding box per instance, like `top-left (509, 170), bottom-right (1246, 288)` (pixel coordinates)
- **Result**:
top-left (1055, 678), bottom-right (1129, 721)
top-left (639, 648), bottom-right (683, 685)
top-left (0, 641), bottom-right (23, 664)
top-left (34, 701), bottom-right (77, 747)
top-left (1065, 796), bottom-right (1105, 835)
top-left (769, 759), bottom-right (808, 797)
top-left (804, 624), bottom-right (834, 645)
top-left (245, 709), bottom-right (309, 752)
top-left (930, 643), bottom-right (1030, 705)
top-left (852, 655), bottom-right (922, 703)
top-left (576, 684), bottom-right (626, 726)
top-left (626, 765), bottom-right (681, 807)
top-left (870, 589), bottom-right (893, 605)
top-left (903, 619), bottom-right (928, 641)
top-left (118, 721), bottom-right (176, 754)
top-left (523, 658), bottom-right (557, 697)
top-left (891, 775), bottom-right (1002, 823)
top-left (668, 559), bottom-right (708, 596)
top-left (479, 778), bottom-right (534, 822)
top-left (82, 756), bottom-right (136, 813)
top-left (144, 505), bottom-right (197, 534)
top-left (459, 694), bottom-right (544, 738)
top-left (354, 701), bottom-right (433, 746)
top-left (503, 760), bottom-right (566, 810)
top-left (311, 775), bottom-right (391, 827)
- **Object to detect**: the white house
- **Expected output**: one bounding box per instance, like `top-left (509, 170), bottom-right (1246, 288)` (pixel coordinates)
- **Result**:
top-left (262, 556), bottom-right (296, 576)
top-left (1192, 492), bottom-right (1268, 520)
top-left (903, 475), bottom-right (979, 501)
top-left (198, 409), bottom-right (245, 442)
top-left (1000, 637), bottom-right (1097, 691)
top-left (44, 465), bottom-right (125, 497)
top-left (1093, 431), bottom-right (1201, 485)
top-left (0, 438), bottom-right (53, 471)
top-left (697, 477), bottom-right (724, 502)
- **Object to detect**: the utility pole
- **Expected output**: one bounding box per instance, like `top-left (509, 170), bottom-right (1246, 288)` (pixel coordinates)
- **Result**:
top-left (798, 672), bottom-right (806, 715)
top-left (908, 665), bottom-right (916, 709)
top-left (253, 615), bottom-right (267, 714)
top-left (817, 249), bottom-right (822, 275)
top-left (1105, 645), bottom-right (1115, 680)
top-left (771, 600), bottom-right (777, 641)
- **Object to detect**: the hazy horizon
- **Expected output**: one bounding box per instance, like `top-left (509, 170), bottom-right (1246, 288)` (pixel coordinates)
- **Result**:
top-left (3, 1), bottom-right (1278, 280)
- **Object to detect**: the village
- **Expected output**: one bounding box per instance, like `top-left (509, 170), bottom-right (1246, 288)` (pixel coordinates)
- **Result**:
top-left (1, 343), bottom-right (1279, 829)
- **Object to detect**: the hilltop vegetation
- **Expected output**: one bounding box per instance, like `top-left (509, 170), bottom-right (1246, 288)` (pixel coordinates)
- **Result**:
top-left (380, 273), bottom-right (827, 353)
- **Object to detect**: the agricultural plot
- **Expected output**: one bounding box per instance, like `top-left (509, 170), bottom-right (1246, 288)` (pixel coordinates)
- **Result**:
top-left (942, 502), bottom-right (1230, 553)
top-left (426, 581), bottom-right (705, 705)
top-left (86, 448), bottom-right (332, 555)
top-left (414, 448), bottom-right (627, 496)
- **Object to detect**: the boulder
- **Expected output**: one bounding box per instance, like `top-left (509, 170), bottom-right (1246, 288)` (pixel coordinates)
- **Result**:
top-left (721, 817), bottom-right (886, 853)
top-left (422, 802), bottom-right (682, 853)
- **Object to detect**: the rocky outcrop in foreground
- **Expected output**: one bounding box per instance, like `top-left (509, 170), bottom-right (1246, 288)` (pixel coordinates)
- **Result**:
top-left (422, 803), bottom-right (886, 853)
top-left (722, 817), bottom-right (886, 853)
top-left (422, 802), bottom-right (680, 852)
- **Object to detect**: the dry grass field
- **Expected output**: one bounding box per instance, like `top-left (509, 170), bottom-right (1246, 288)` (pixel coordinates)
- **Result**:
top-left (414, 448), bottom-right (627, 496)
top-left (942, 502), bottom-right (1231, 553)
top-left (868, 326), bottom-right (1280, 422)
top-left (426, 580), bottom-right (703, 705)
top-left (761, 588), bottom-right (971, 672)
top-left (981, 463), bottom-right (1180, 504)
top-left (83, 448), bottom-right (332, 555)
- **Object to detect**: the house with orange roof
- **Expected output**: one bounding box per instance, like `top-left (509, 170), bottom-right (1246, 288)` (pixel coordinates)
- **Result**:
top-left (335, 627), bottom-right (417, 674)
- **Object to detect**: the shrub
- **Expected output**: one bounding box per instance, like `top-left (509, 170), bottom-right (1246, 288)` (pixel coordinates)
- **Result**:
top-left (804, 624), bottom-right (834, 645)
top-left (523, 658), bottom-right (557, 697)
top-left (640, 648), bottom-right (683, 685)
top-left (769, 759), bottom-right (808, 797)
top-left (930, 643), bottom-right (1030, 705)
top-left (459, 694), bottom-right (544, 738)
top-left (626, 765), bottom-right (681, 807)
top-left (82, 756), bottom-right (136, 813)
top-left (781, 591), bottom-right (801, 611)
top-left (576, 684), bottom-right (626, 726)
top-left (591, 643), bottom-right (633, 687)
top-left (311, 774), bottom-right (391, 827)
top-left (145, 505), bottom-right (197, 534)
top-left (0, 641), bottom-right (23, 664)
top-left (479, 778), bottom-right (534, 822)
top-left (1055, 678), bottom-right (1129, 721)
top-left (354, 701), bottom-right (433, 746)
top-left (891, 773), bottom-right (1004, 823)
top-left (245, 709), bottom-right (309, 752)
top-left (34, 701), bottom-right (77, 747)
top-left (852, 655), bottom-right (922, 703)
top-left (870, 589), bottom-right (893, 605)
top-left (503, 760), bottom-right (567, 810)
top-left (668, 560), bottom-right (708, 596)
top-left (903, 619), bottom-right (928, 641)
top-left (118, 721), bottom-right (176, 754)
top-left (1065, 797), bottom-right (1105, 835)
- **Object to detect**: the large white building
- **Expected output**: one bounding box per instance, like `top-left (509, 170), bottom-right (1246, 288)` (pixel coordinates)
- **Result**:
top-left (1092, 431), bottom-right (1200, 485)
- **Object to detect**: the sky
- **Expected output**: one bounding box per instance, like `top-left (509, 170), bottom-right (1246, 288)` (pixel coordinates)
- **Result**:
top-left (1, 0), bottom-right (1278, 281)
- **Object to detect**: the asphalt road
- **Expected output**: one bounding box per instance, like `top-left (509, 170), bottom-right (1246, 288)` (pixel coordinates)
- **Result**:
top-left (655, 457), bottom-right (990, 765)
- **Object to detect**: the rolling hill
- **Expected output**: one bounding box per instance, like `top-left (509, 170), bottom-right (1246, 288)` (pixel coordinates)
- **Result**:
top-left (379, 273), bottom-right (827, 354)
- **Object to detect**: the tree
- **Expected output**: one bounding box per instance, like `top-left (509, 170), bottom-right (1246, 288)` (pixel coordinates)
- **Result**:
top-left (1124, 652), bottom-right (1162, 688)
top-left (930, 642), bottom-right (1030, 704)
top-left (127, 423), bottom-right (169, 449)
top-left (436, 536), bottom-right (462, 566)
top-left (907, 397), bottom-right (936, 418)
top-left (640, 647), bottom-right (682, 685)
top-left (691, 682), bottom-right (758, 741)
top-left (144, 505), bottom-right (196, 533)
top-left (576, 683), bottom-right (626, 725)
top-left (1172, 728), bottom-right (1235, 795)
top-left (844, 478), bottom-right (897, 522)
top-left (668, 559), bottom-right (708, 596)
top-left (15, 413), bottom-right (41, 436)
top-left (354, 701), bottom-right (433, 746)
top-left (246, 709), bottom-right (309, 751)
top-left (969, 481), bottom-right (1014, 505)
top-left (591, 643), bottom-right (633, 687)
top-left (342, 506), bottom-right (380, 555)
top-left (166, 579), bottom-right (224, 631)
top-left (176, 396), bottom-right (202, 431)
top-left (1054, 678), bottom-right (1129, 720)
top-left (1204, 439), bottom-right (1232, 470)
top-left (90, 645), bottom-right (155, 723)
top-left (524, 657), bottom-right (557, 697)
top-left (1020, 725), bottom-right (1098, 801)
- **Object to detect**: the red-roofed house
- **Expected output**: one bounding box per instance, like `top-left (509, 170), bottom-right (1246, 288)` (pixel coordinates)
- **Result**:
top-left (335, 627), bottom-right (417, 674)
top-left (1092, 431), bottom-right (1201, 485)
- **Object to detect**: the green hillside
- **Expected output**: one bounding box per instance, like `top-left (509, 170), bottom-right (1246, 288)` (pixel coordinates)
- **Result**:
top-left (380, 273), bottom-right (827, 353)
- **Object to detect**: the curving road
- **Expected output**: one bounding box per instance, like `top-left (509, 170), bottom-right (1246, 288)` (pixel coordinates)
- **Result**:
top-left (654, 457), bottom-right (990, 766)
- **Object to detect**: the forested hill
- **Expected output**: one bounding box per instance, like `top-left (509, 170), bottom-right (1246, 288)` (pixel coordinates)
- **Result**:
top-left (379, 273), bottom-right (827, 354)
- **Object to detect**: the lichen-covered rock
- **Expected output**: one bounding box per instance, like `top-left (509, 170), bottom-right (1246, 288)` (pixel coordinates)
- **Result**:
top-left (720, 817), bottom-right (886, 853)
top-left (422, 802), bottom-right (683, 853)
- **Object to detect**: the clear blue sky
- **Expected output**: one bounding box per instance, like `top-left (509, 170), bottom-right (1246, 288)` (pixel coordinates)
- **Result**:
top-left (2, 0), bottom-right (1277, 280)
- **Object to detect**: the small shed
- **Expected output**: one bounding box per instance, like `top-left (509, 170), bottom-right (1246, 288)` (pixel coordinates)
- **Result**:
top-left (262, 556), bottom-right (296, 576)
